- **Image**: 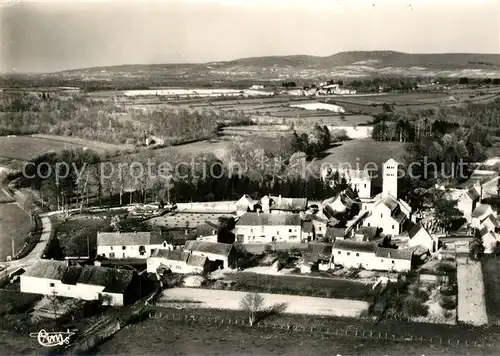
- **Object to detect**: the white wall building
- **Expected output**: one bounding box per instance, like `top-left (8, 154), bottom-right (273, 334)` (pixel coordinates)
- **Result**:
top-left (332, 240), bottom-right (413, 272)
top-left (147, 249), bottom-right (208, 274)
top-left (97, 232), bottom-right (165, 259)
top-left (234, 212), bottom-right (303, 244)
top-left (408, 222), bottom-right (438, 253)
top-left (183, 240), bottom-right (235, 269)
top-left (382, 158), bottom-right (400, 199)
top-left (20, 260), bottom-right (135, 306)
top-left (363, 195), bottom-right (410, 236)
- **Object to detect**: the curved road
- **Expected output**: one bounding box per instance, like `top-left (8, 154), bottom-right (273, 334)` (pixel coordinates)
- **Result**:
top-left (0, 186), bottom-right (53, 276)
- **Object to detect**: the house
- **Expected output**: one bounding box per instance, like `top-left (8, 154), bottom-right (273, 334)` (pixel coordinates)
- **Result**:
top-left (325, 226), bottom-right (348, 242)
top-left (321, 168), bottom-right (372, 198)
top-left (20, 260), bottom-right (136, 306)
top-left (300, 242), bottom-right (333, 273)
top-left (183, 240), bottom-right (235, 269)
top-left (479, 226), bottom-right (499, 254)
top-left (471, 204), bottom-right (494, 228)
top-left (332, 240), bottom-right (414, 272)
top-left (236, 194), bottom-right (260, 215)
top-left (479, 213), bottom-right (499, 233)
top-left (147, 249), bottom-right (208, 274)
top-left (445, 187), bottom-right (480, 223)
top-left (311, 215), bottom-right (334, 238)
top-left (353, 226), bottom-right (381, 242)
top-left (233, 212), bottom-right (302, 244)
top-left (363, 195), bottom-right (410, 236)
top-left (261, 195), bottom-right (308, 214)
top-left (407, 222), bottom-right (438, 253)
top-left (96, 231), bottom-right (166, 259)
top-left (160, 228), bottom-right (198, 250)
top-left (301, 220), bottom-right (315, 242)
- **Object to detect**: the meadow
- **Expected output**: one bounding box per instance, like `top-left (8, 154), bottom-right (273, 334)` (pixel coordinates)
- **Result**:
top-left (0, 203), bottom-right (34, 261)
top-left (482, 256), bottom-right (500, 325)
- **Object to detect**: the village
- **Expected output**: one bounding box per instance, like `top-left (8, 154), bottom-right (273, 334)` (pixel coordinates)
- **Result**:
top-left (2, 154), bottom-right (498, 341)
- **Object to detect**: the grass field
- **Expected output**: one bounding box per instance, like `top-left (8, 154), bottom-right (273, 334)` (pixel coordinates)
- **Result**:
top-left (316, 139), bottom-right (406, 186)
top-left (97, 306), bottom-right (500, 356)
top-left (0, 135), bottom-right (130, 163)
top-left (482, 256), bottom-right (500, 325)
top-left (0, 203), bottom-right (34, 261)
top-left (217, 272), bottom-right (374, 301)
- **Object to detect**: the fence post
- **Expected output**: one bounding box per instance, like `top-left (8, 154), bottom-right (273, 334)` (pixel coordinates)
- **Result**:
top-left (311, 326), bottom-right (314, 333)
top-left (355, 331), bottom-right (358, 337)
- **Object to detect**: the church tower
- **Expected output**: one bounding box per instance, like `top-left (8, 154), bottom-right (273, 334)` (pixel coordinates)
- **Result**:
top-left (382, 158), bottom-right (400, 198)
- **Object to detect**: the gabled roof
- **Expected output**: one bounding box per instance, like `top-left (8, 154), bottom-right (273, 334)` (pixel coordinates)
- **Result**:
top-left (151, 249), bottom-right (190, 261)
top-left (61, 266), bottom-right (83, 285)
top-left (236, 212), bottom-right (301, 227)
top-left (480, 214), bottom-right (499, 228)
top-left (305, 242), bottom-right (332, 263)
top-left (466, 187), bottom-right (480, 201)
top-left (236, 194), bottom-right (259, 209)
top-left (325, 226), bottom-right (347, 239)
top-left (384, 158), bottom-right (400, 167)
top-left (97, 232), bottom-right (151, 246)
top-left (355, 226), bottom-right (380, 241)
top-left (77, 266), bottom-right (135, 294)
top-left (377, 195), bottom-right (399, 211)
top-left (407, 221), bottom-right (424, 239)
top-left (333, 240), bottom-right (378, 254)
top-left (391, 209), bottom-right (407, 224)
top-left (186, 255), bottom-right (208, 267)
top-left (161, 229), bottom-right (196, 245)
top-left (375, 247), bottom-right (413, 261)
top-left (472, 204), bottom-right (493, 218)
top-left (24, 260), bottom-right (68, 280)
top-left (184, 240), bottom-right (233, 257)
top-left (264, 196), bottom-right (308, 212)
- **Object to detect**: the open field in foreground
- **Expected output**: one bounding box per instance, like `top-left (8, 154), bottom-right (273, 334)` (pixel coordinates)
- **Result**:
top-left (0, 203), bottom-right (33, 261)
top-left (457, 261), bottom-right (488, 326)
top-left (97, 307), bottom-right (500, 356)
top-left (482, 256), bottom-right (500, 325)
top-left (213, 272), bottom-right (373, 301)
top-left (159, 287), bottom-right (369, 317)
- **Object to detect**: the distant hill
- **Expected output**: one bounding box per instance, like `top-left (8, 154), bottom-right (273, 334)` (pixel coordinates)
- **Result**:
top-left (51, 51), bottom-right (500, 80)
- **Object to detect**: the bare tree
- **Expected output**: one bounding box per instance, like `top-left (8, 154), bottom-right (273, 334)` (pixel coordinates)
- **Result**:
top-left (239, 292), bottom-right (264, 326)
top-left (47, 290), bottom-right (61, 323)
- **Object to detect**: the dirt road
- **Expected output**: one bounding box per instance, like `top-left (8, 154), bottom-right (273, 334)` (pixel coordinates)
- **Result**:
top-left (159, 287), bottom-right (369, 317)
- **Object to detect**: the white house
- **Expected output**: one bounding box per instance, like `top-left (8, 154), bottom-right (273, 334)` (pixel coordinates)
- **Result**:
top-left (471, 204), bottom-right (494, 228)
top-left (20, 260), bottom-right (135, 306)
top-left (408, 222), bottom-right (438, 252)
top-left (236, 194), bottom-right (260, 216)
top-left (445, 187), bottom-right (480, 223)
top-left (147, 249), bottom-right (208, 274)
top-left (183, 240), bottom-right (235, 269)
top-left (479, 226), bottom-right (499, 254)
top-left (96, 232), bottom-right (165, 259)
top-left (261, 195), bottom-right (308, 214)
top-left (363, 195), bottom-right (410, 236)
top-left (301, 242), bottom-right (333, 273)
top-left (233, 212), bottom-right (302, 244)
top-left (332, 240), bottom-right (413, 272)
top-left (321, 167), bottom-right (372, 199)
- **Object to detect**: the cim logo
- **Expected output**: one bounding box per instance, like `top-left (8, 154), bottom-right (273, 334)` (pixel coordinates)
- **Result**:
top-left (29, 329), bottom-right (76, 347)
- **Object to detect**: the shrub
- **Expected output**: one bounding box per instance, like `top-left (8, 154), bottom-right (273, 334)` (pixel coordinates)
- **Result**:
top-left (440, 284), bottom-right (457, 297)
top-left (439, 296), bottom-right (457, 310)
top-left (436, 262), bottom-right (456, 274)
top-left (411, 285), bottom-right (430, 302)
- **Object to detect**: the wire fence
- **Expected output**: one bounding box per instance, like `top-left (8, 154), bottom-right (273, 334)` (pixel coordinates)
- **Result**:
top-left (147, 310), bottom-right (494, 348)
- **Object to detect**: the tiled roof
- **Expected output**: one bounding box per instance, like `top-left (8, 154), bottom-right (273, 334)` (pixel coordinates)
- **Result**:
top-left (24, 260), bottom-right (68, 280)
top-left (97, 232), bottom-right (151, 246)
top-left (305, 242), bottom-right (332, 263)
top-left (378, 195), bottom-right (399, 211)
top-left (61, 266), bottom-right (83, 285)
top-left (184, 240), bottom-right (233, 257)
top-left (355, 226), bottom-right (380, 240)
top-left (392, 209), bottom-right (407, 224)
top-left (236, 212), bottom-right (301, 227)
top-left (375, 247), bottom-right (414, 261)
top-left (481, 214), bottom-right (499, 227)
top-left (325, 226), bottom-right (346, 239)
top-left (186, 255), bottom-right (208, 267)
top-left (77, 265), bottom-right (135, 294)
top-left (151, 249), bottom-right (191, 261)
top-left (472, 204), bottom-right (492, 218)
top-left (264, 196), bottom-right (308, 212)
top-left (467, 187), bottom-right (480, 201)
top-left (161, 229), bottom-right (197, 245)
top-left (407, 221), bottom-right (423, 239)
top-left (333, 240), bottom-right (378, 254)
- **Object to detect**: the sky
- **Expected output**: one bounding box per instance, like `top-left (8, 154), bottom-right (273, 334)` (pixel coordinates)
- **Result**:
top-left (1, 0), bottom-right (499, 73)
